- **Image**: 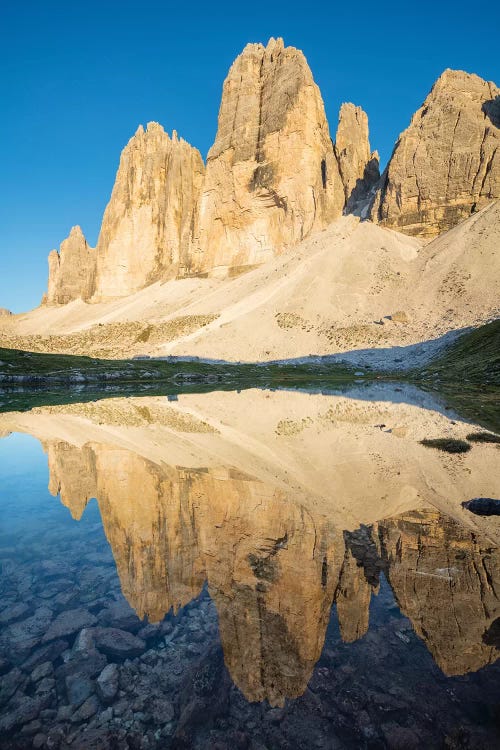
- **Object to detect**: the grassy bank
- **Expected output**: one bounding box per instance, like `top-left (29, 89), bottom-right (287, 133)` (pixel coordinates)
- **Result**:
top-left (414, 320), bottom-right (500, 386)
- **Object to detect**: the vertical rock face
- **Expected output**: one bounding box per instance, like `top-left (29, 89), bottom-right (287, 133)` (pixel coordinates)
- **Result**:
top-left (378, 510), bottom-right (500, 675)
top-left (334, 103), bottom-right (380, 212)
top-left (191, 37), bottom-right (344, 275)
top-left (371, 69), bottom-right (500, 238)
top-left (90, 123), bottom-right (205, 300)
top-left (44, 226), bottom-right (95, 305)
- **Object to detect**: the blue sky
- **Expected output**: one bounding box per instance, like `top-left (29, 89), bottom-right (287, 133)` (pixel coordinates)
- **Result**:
top-left (1, 0), bottom-right (499, 313)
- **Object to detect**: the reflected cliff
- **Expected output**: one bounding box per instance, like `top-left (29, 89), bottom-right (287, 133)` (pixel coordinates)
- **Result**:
top-left (0, 388), bottom-right (499, 706)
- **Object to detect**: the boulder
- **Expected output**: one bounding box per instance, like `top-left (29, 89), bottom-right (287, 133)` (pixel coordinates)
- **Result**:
top-left (92, 627), bottom-right (145, 659)
top-left (42, 607), bottom-right (97, 642)
top-left (96, 663), bottom-right (119, 703)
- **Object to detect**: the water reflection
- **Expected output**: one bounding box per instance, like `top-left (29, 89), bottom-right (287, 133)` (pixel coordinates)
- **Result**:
top-left (0, 387), bottom-right (499, 746)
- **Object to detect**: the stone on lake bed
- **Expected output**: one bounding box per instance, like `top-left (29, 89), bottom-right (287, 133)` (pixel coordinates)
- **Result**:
top-left (96, 663), bottom-right (119, 703)
top-left (0, 602), bottom-right (30, 625)
top-left (98, 599), bottom-right (141, 632)
top-left (148, 695), bottom-right (175, 724)
top-left (92, 627), bottom-right (146, 658)
top-left (42, 608), bottom-right (97, 642)
top-left (70, 694), bottom-right (100, 722)
top-left (0, 667), bottom-right (27, 706)
top-left (66, 674), bottom-right (95, 706)
top-left (56, 649), bottom-right (107, 681)
top-left (0, 696), bottom-right (42, 733)
top-left (1, 607), bottom-right (53, 654)
top-left (31, 660), bottom-right (53, 682)
top-left (22, 639), bottom-right (69, 671)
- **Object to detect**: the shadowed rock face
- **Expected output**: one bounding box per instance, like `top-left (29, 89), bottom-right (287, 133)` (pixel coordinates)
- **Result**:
top-left (90, 123), bottom-right (205, 300)
top-left (44, 226), bottom-right (95, 305)
top-left (191, 37), bottom-right (345, 274)
top-left (334, 103), bottom-right (380, 213)
top-left (371, 69), bottom-right (500, 238)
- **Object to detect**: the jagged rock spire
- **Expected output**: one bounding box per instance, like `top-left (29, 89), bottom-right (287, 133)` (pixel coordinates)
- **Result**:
top-left (44, 225), bottom-right (95, 305)
top-left (334, 103), bottom-right (380, 213)
top-left (191, 37), bottom-right (345, 274)
top-left (90, 122), bottom-right (205, 300)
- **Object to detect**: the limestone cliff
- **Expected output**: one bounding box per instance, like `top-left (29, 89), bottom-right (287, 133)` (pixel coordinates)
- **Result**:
top-left (43, 226), bottom-right (95, 305)
top-left (378, 510), bottom-right (500, 675)
top-left (90, 123), bottom-right (205, 300)
top-left (371, 69), bottom-right (500, 237)
top-left (334, 103), bottom-right (379, 212)
top-left (191, 37), bottom-right (345, 274)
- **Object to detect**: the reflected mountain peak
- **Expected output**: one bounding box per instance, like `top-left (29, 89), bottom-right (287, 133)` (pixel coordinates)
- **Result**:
top-left (0, 388), bottom-right (499, 707)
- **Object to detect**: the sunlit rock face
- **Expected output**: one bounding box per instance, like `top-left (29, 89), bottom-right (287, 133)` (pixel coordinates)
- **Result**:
top-left (201, 477), bottom-right (344, 706)
top-left (90, 123), bottom-right (205, 300)
top-left (44, 441), bottom-right (97, 520)
top-left (44, 226), bottom-right (95, 305)
top-left (377, 510), bottom-right (500, 675)
top-left (191, 37), bottom-right (345, 275)
top-left (44, 441), bottom-right (343, 706)
top-left (334, 103), bottom-right (380, 212)
top-left (371, 70), bottom-right (500, 238)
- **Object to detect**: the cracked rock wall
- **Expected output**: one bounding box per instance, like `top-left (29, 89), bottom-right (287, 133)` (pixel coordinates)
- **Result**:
top-left (190, 37), bottom-right (345, 275)
top-left (370, 69), bottom-right (500, 238)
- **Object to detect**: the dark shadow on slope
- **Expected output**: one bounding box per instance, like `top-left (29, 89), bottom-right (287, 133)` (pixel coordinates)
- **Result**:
top-left (344, 155), bottom-right (380, 215)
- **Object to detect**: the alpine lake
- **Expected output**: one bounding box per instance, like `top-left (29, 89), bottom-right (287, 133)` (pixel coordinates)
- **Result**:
top-left (0, 380), bottom-right (499, 750)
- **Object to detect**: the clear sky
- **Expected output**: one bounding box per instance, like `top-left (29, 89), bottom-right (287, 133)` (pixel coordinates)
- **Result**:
top-left (1, 0), bottom-right (499, 313)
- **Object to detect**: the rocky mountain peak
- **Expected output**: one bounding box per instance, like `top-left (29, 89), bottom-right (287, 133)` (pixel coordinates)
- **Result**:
top-left (191, 37), bottom-right (344, 275)
top-left (89, 124), bottom-right (205, 300)
top-left (335, 103), bottom-right (380, 212)
top-left (44, 225), bottom-right (95, 305)
top-left (370, 68), bottom-right (500, 237)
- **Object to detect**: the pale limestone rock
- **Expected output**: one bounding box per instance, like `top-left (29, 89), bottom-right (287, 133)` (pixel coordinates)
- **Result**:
top-left (90, 123), bottom-right (204, 300)
top-left (44, 226), bottom-right (95, 305)
top-left (191, 37), bottom-right (345, 275)
top-left (378, 510), bottom-right (500, 675)
top-left (334, 103), bottom-right (379, 211)
top-left (371, 69), bottom-right (500, 237)
top-left (0, 308), bottom-right (12, 316)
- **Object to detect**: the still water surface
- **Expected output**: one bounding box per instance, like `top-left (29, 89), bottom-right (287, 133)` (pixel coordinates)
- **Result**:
top-left (0, 386), bottom-right (499, 749)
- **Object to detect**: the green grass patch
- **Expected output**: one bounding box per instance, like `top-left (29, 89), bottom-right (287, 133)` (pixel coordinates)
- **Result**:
top-left (413, 320), bottom-right (500, 386)
top-left (420, 438), bottom-right (471, 454)
top-left (466, 431), bottom-right (500, 444)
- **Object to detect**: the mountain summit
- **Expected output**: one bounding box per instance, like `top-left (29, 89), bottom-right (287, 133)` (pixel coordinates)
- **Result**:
top-left (41, 43), bottom-right (500, 306)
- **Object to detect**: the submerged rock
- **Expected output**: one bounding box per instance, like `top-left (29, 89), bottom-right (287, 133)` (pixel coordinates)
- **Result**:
top-left (96, 663), bottom-right (119, 703)
top-left (42, 607), bottom-right (97, 642)
top-left (92, 627), bottom-right (146, 659)
top-left (65, 674), bottom-right (95, 707)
